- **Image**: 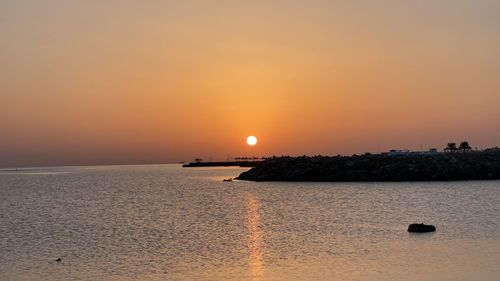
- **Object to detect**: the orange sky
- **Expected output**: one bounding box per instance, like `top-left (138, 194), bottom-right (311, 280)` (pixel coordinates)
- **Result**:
top-left (1, 1), bottom-right (499, 167)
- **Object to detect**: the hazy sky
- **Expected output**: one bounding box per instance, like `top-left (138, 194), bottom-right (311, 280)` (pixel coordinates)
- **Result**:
top-left (1, 0), bottom-right (499, 167)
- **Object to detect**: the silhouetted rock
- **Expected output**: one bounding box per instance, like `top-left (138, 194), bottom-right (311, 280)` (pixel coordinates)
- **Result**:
top-left (237, 151), bottom-right (500, 182)
top-left (55, 258), bottom-right (62, 262)
top-left (407, 223), bottom-right (436, 233)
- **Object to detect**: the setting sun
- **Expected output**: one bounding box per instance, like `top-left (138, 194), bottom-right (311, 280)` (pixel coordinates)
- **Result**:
top-left (247, 136), bottom-right (258, 146)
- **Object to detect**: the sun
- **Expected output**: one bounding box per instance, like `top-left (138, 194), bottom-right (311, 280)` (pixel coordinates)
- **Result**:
top-left (246, 136), bottom-right (258, 146)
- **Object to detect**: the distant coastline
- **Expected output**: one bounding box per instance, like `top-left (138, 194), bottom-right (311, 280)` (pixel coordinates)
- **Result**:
top-left (237, 149), bottom-right (500, 182)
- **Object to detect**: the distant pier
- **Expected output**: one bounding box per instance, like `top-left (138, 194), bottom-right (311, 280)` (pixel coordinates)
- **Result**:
top-left (182, 161), bottom-right (262, 168)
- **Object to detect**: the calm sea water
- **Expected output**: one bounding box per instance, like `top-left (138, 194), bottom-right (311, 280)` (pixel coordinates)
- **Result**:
top-left (0, 165), bottom-right (499, 281)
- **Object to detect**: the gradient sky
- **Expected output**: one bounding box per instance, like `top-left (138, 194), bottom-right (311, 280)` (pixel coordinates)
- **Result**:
top-left (1, 0), bottom-right (499, 167)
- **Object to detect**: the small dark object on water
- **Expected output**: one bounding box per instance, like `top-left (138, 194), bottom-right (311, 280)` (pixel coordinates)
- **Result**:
top-left (55, 258), bottom-right (62, 262)
top-left (223, 178), bottom-right (233, 182)
top-left (408, 223), bottom-right (436, 233)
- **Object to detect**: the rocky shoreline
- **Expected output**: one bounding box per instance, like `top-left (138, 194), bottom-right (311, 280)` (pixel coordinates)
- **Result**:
top-left (237, 151), bottom-right (500, 182)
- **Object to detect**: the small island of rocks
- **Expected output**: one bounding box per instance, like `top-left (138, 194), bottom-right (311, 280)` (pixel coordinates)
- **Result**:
top-left (237, 144), bottom-right (500, 182)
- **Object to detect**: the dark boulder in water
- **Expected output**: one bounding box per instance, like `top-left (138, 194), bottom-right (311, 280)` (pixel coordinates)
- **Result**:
top-left (55, 258), bottom-right (62, 262)
top-left (408, 223), bottom-right (436, 233)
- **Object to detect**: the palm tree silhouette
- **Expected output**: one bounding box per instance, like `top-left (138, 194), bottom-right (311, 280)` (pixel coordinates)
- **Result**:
top-left (444, 142), bottom-right (458, 153)
top-left (459, 141), bottom-right (472, 153)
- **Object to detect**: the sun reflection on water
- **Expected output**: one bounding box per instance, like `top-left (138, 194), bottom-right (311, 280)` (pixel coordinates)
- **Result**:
top-left (247, 193), bottom-right (264, 281)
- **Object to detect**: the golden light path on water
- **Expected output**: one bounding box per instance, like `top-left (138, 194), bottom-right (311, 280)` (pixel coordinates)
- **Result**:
top-left (246, 193), bottom-right (264, 281)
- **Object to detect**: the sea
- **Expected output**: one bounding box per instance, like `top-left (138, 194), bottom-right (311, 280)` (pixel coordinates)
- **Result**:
top-left (0, 164), bottom-right (499, 281)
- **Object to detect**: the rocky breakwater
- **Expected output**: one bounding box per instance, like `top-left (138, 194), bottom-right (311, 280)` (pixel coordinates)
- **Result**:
top-left (237, 151), bottom-right (500, 182)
